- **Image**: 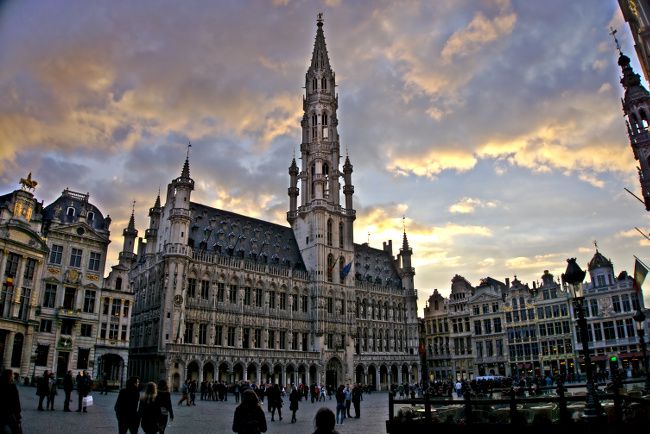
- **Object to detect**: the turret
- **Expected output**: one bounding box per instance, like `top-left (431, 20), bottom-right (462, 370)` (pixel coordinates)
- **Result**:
top-left (287, 158), bottom-right (299, 224)
top-left (119, 204), bottom-right (138, 264)
top-left (343, 155), bottom-right (354, 211)
top-left (399, 229), bottom-right (415, 291)
top-left (168, 148), bottom-right (194, 246)
top-left (145, 191), bottom-right (162, 255)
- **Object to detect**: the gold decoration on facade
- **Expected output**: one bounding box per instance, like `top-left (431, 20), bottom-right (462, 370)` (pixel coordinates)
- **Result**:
top-left (87, 274), bottom-right (99, 281)
top-left (47, 267), bottom-right (60, 274)
top-left (19, 172), bottom-right (38, 191)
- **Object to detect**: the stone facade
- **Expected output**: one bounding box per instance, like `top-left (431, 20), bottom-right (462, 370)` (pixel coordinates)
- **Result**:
top-left (128, 16), bottom-right (420, 391)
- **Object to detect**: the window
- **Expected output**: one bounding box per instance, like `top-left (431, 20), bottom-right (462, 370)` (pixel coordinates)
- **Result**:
top-left (187, 278), bottom-right (197, 298)
top-left (292, 294), bottom-right (298, 311)
top-left (43, 283), bottom-right (57, 308)
top-left (184, 322), bottom-right (194, 344)
top-left (244, 287), bottom-right (252, 306)
top-left (494, 317), bottom-right (502, 333)
top-left (88, 252), bottom-right (101, 272)
top-left (227, 326), bottom-right (236, 346)
top-left (39, 319), bottom-right (52, 333)
top-left (597, 275), bottom-right (605, 287)
top-left (590, 299), bottom-right (599, 317)
top-left (199, 323), bottom-right (208, 345)
top-left (49, 245), bottom-right (63, 264)
top-left (616, 320), bottom-right (626, 339)
top-left (201, 280), bottom-right (209, 299)
top-left (593, 323), bottom-right (603, 342)
top-left (484, 319), bottom-right (492, 334)
top-left (603, 321), bottom-right (615, 341)
top-left (268, 291), bottom-right (276, 309)
top-left (267, 330), bottom-right (275, 349)
top-left (292, 332), bottom-right (299, 350)
top-left (215, 325), bottom-right (223, 346)
top-left (612, 296), bottom-right (621, 313)
top-left (279, 331), bottom-right (286, 349)
top-left (83, 290), bottom-right (96, 313)
top-left (496, 339), bottom-right (503, 356)
top-left (217, 283), bottom-right (225, 302)
top-left (61, 319), bottom-right (74, 335)
top-left (326, 297), bottom-right (333, 314)
top-left (626, 319), bottom-right (635, 337)
top-left (279, 293), bottom-right (287, 310)
top-left (473, 306), bottom-right (480, 315)
top-left (254, 329), bottom-right (262, 348)
top-left (326, 219), bottom-right (332, 246)
top-left (621, 294), bottom-right (631, 312)
top-left (474, 320), bottom-right (482, 335)
top-left (35, 344), bottom-right (49, 366)
top-left (482, 304), bottom-right (489, 314)
top-left (80, 324), bottom-right (92, 337)
top-left (69, 248), bottom-right (82, 267)
top-left (537, 307), bottom-right (544, 319)
top-left (242, 327), bottom-right (250, 348)
top-left (327, 253), bottom-right (334, 282)
top-left (492, 303), bottom-right (499, 313)
top-left (63, 287), bottom-right (76, 310)
top-left (475, 341), bottom-right (483, 358)
top-left (120, 325), bottom-right (127, 341)
top-left (103, 298), bottom-right (110, 315)
top-left (326, 333), bottom-right (333, 349)
top-left (229, 285), bottom-right (237, 303)
top-left (24, 258), bottom-right (37, 280)
top-left (100, 323), bottom-right (107, 339)
top-left (486, 340), bottom-right (494, 357)
top-left (302, 333), bottom-right (308, 351)
top-left (111, 299), bottom-right (122, 316)
top-left (255, 288), bottom-right (263, 307)
top-left (339, 222), bottom-right (344, 248)
top-left (115, 277), bottom-right (122, 291)
top-left (109, 323), bottom-right (119, 340)
top-left (123, 300), bottom-right (130, 317)
top-left (301, 295), bottom-right (308, 312)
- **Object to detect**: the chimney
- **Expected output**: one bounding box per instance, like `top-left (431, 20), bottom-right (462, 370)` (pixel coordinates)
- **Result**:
top-left (505, 277), bottom-right (510, 288)
top-left (383, 240), bottom-right (393, 256)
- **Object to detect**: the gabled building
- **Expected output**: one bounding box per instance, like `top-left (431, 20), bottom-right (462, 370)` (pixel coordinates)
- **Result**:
top-left (469, 277), bottom-right (507, 377)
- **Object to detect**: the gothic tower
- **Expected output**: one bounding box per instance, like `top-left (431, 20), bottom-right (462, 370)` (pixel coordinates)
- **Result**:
top-left (289, 14), bottom-right (355, 282)
top-left (619, 51), bottom-right (650, 210)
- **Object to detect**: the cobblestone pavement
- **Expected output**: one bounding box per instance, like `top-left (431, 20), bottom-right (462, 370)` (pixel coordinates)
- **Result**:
top-left (18, 385), bottom-right (390, 434)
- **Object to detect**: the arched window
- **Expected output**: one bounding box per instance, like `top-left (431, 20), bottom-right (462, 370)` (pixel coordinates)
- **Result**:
top-left (326, 219), bottom-right (333, 246)
top-left (87, 212), bottom-right (95, 221)
top-left (116, 277), bottom-right (122, 291)
top-left (641, 109), bottom-right (649, 129)
top-left (322, 113), bottom-right (328, 126)
top-left (321, 77), bottom-right (327, 90)
top-left (378, 329), bottom-right (383, 351)
top-left (327, 254), bottom-right (334, 282)
top-left (339, 256), bottom-right (345, 281)
top-left (311, 163), bottom-right (316, 200)
top-left (323, 163), bottom-right (330, 197)
top-left (312, 77), bottom-right (317, 91)
top-left (322, 112), bottom-right (329, 139)
top-left (339, 222), bottom-right (344, 247)
top-left (67, 207), bottom-right (75, 217)
top-left (311, 113), bottom-right (318, 139)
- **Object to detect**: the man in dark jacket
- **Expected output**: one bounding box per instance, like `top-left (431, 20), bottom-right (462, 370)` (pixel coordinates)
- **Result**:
top-left (0, 369), bottom-right (21, 434)
top-left (63, 370), bottom-right (74, 412)
top-left (76, 370), bottom-right (91, 412)
top-left (352, 384), bottom-right (362, 418)
top-left (36, 370), bottom-right (50, 411)
top-left (114, 376), bottom-right (140, 434)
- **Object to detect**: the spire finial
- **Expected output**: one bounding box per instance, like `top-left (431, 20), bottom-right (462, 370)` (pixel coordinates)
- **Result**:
top-left (610, 27), bottom-right (622, 55)
top-left (131, 200), bottom-right (136, 214)
top-left (317, 12), bottom-right (323, 26)
top-left (186, 141), bottom-right (192, 159)
top-left (181, 142), bottom-right (191, 179)
top-left (402, 215), bottom-right (406, 235)
top-left (367, 232), bottom-right (370, 245)
top-left (594, 240), bottom-right (598, 251)
top-left (127, 200), bottom-right (136, 230)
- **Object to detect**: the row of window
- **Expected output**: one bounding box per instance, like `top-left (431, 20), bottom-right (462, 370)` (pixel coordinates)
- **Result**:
top-left (539, 339), bottom-right (573, 356)
top-left (34, 344), bottom-right (90, 370)
top-left (577, 319), bottom-right (636, 343)
top-left (183, 324), bottom-right (308, 351)
top-left (472, 303), bottom-right (500, 316)
top-left (473, 318), bottom-right (503, 335)
top-left (3, 253), bottom-right (38, 281)
top-left (42, 284), bottom-right (130, 318)
top-left (356, 328), bottom-right (407, 353)
top-left (39, 319), bottom-right (94, 337)
top-left (0, 286), bottom-right (31, 320)
top-left (49, 244), bottom-right (102, 271)
top-left (475, 339), bottom-right (505, 358)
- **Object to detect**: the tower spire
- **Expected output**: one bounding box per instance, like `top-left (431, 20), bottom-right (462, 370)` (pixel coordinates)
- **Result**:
top-left (310, 12), bottom-right (331, 72)
top-left (128, 200), bottom-right (136, 230)
top-left (181, 142), bottom-right (191, 179)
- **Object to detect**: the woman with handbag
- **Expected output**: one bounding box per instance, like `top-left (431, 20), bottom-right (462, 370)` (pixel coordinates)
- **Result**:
top-left (138, 382), bottom-right (161, 434)
top-left (155, 380), bottom-right (174, 433)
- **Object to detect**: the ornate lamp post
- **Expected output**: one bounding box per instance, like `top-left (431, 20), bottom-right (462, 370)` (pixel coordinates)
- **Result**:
top-left (562, 258), bottom-right (602, 420)
top-left (632, 309), bottom-right (650, 394)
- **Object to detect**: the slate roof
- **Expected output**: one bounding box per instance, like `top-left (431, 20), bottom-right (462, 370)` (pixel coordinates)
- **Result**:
top-left (43, 189), bottom-right (108, 232)
top-left (353, 242), bottom-right (402, 288)
top-left (188, 202), bottom-right (306, 271)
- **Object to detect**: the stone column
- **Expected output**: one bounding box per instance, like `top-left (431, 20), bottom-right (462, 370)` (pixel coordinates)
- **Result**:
top-left (3, 331), bottom-right (15, 369)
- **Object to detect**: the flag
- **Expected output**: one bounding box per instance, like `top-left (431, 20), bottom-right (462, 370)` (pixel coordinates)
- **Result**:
top-left (340, 262), bottom-right (352, 280)
top-left (634, 257), bottom-right (648, 292)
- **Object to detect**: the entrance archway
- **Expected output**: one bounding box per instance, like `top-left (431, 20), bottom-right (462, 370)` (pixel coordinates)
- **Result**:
top-left (391, 364), bottom-right (399, 384)
top-left (355, 365), bottom-right (365, 384)
top-left (233, 363), bottom-right (244, 381)
top-left (379, 365), bottom-right (388, 390)
top-left (401, 364), bottom-right (409, 383)
top-left (187, 361), bottom-right (200, 381)
top-left (218, 362), bottom-right (229, 382)
top-left (273, 364), bottom-right (283, 385)
top-left (203, 362), bottom-right (215, 381)
top-left (97, 353), bottom-right (125, 388)
top-left (367, 365), bottom-right (377, 389)
top-left (298, 364), bottom-right (307, 385)
top-left (247, 363), bottom-right (257, 384)
top-left (286, 364), bottom-right (296, 386)
top-left (261, 364), bottom-right (271, 384)
top-left (172, 372), bottom-right (181, 392)
top-left (309, 364), bottom-right (318, 385)
top-left (326, 357), bottom-right (342, 389)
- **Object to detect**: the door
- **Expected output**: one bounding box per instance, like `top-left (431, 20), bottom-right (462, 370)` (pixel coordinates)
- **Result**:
top-left (56, 351), bottom-right (70, 379)
top-left (326, 370), bottom-right (337, 388)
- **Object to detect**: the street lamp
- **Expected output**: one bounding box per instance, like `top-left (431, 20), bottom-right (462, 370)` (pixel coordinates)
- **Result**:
top-left (632, 309), bottom-right (650, 394)
top-left (562, 258), bottom-right (602, 420)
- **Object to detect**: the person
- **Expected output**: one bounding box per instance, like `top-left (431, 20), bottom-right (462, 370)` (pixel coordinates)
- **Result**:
top-left (138, 382), bottom-right (161, 434)
top-left (156, 380), bottom-right (174, 433)
top-left (268, 383), bottom-right (282, 421)
top-left (76, 370), bottom-right (91, 412)
top-left (101, 374), bottom-right (109, 395)
top-left (289, 385), bottom-right (300, 423)
top-left (0, 369), bottom-right (22, 434)
top-left (36, 370), bottom-right (50, 411)
top-left (335, 385), bottom-right (346, 425)
top-left (115, 376), bottom-right (141, 434)
top-left (46, 372), bottom-right (58, 411)
top-left (344, 384), bottom-right (352, 418)
top-left (232, 389), bottom-right (267, 434)
top-left (178, 380), bottom-right (190, 406)
top-left (352, 384), bottom-right (362, 418)
top-left (234, 381), bottom-right (241, 403)
top-left (312, 407), bottom-right (339, 434)
top-left (63, 371), bottom-right (74, 412)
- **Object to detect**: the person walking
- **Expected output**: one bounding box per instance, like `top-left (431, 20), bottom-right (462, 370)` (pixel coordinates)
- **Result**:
top-left (63, 371), bottom-right (74, 412)
top-left (178, 380), bottom-right (190, 406)
top-left (0, 369), bottom-right (22, 434)
top-left (312, 407), bottom-right (340, 434)
top-left (156, 380), bottom-right (174, 434)
top-left (115, 376), bottom-right (141, 434)
top-left (138, 382), bottom-right (161, 434)
top-left (76, 370), bottom-right (91, 412)
top-left (46, 372), bottom-right (58, 411)
top-left (289, 385), bottom-right (300, 423)
top-left (351, 384), bottom-right (362, 418)
top-left (268, 384), bottom-right (282, 422)
top-left (36, 370), bottom-right (50, 411)
top-left (232, 389), bottom-right (267, 434)
top-left (335, 385), bottom-right (346, 425)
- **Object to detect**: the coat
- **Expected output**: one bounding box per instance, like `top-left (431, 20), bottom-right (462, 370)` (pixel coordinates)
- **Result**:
top-left (138, 399), bottom-right (161, 434)
top-left (289, 389), bottom-right (299, 411)
top-left (114, 387), bottom-right (140, 424)
top-left (232, 404), bottom-right (267, 434)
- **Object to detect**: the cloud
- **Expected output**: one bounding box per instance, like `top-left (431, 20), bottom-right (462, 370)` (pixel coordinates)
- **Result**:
top-left (386, 149), bottom-right (477, 178)
top-left (449, 197), bottom-right (498, 214)
top-left (441, 11), bottom-right (517, 62)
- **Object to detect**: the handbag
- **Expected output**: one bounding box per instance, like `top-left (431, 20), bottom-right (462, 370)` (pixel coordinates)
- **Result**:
top-left (82, 395), bottom-right (94, 407)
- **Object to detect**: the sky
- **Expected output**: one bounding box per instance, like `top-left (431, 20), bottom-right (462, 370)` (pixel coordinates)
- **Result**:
top-left (1, 0), bottom-right (649, 313)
